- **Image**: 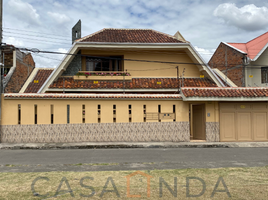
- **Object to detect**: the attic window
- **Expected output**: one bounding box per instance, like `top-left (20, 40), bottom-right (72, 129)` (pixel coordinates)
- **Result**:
top-left (261, 67), bottom-right (268, 83)
top-left (86, 56), bottom-right (123, 71)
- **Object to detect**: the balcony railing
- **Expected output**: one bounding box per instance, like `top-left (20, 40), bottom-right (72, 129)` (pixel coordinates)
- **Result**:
top-left (73, 71), bottom-right (132, 81)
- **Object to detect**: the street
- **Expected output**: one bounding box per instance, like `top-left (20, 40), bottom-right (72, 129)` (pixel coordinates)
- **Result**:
top-left (0, 148), bottom-right (267, 172)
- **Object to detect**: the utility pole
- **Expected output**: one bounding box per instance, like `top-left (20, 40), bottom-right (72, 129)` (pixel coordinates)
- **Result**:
top-left (0, 0), bottom-right (2, 125)
top-left (176, 66), bottom-right (179, 93)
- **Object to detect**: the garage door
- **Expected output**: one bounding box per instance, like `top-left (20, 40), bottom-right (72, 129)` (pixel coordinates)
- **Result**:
top-left (220, 103), bottom-right (268, 142)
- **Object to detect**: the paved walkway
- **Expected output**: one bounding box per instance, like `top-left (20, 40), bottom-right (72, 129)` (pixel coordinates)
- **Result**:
top-left (1, 141), bottom-right (268, 149)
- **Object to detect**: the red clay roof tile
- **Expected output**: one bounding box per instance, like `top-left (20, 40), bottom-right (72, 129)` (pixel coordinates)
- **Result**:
top-left (4, 93), bottom-right (182, 99)
top-left (25, 69), bottom-right (53, 93)
top-left (49, 77), bottom-right (217, 90)
top-left (77, 28), bottom-right (183, 43)
top-left (181, 87), bottom-right (268, 98)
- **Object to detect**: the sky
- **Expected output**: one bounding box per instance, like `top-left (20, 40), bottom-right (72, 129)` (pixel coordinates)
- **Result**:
top-left (3, 0), bottom-right (268, 68)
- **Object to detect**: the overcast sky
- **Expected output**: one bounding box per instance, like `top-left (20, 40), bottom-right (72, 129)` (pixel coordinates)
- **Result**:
top-left (3, 0), bottom-right (268, 68)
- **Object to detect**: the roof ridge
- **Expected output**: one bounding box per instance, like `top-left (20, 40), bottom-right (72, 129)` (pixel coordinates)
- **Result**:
top-left (76, 28), bottom-right (106, 42)
top-left (182, 87), bottom-right (268, 89)
top-left (151, 29), bottom-right (183, 42)
top-left (246, 31), bottom-right (268, 44)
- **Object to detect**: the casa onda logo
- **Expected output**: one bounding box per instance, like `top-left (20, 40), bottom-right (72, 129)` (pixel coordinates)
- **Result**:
top-left (31, 170), bottom-right (231, 198)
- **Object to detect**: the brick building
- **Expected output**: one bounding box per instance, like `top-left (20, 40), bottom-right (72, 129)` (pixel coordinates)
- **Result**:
top-left (209, 31), bottom-right (268, 87)
top-left (2, 45), bottom-right (35, 93)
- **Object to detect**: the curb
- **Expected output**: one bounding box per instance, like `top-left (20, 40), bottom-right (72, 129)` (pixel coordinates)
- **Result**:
top-left (1, 142), bottom-right (268, 149)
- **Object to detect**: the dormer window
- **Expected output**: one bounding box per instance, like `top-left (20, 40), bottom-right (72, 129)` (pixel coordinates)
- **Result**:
top-left (86, 56), bottom-right (123, 71)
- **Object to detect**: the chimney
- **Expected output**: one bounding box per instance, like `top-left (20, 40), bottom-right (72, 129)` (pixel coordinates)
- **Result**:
top-left (72, 20), bottom-right (81, 44)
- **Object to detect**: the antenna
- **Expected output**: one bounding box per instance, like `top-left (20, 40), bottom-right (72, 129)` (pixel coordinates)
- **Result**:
top-left (182, 68), bottom-right (185, 87)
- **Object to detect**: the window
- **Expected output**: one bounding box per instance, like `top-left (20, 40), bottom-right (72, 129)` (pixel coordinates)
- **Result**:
top-left (86, 56), bottom-right (123, 71)
top-left (67, 105), bottom-right (70, 124)
top-left (82, 105), bottom-right (85, 123)
top-left (18, 104), bottom-right (21, 125)
top-left (113, 105), bottom-right (116, 122)
top-left (129, 105), bottom-right (132, 122)
top-left (143, 105), bottom-right (146, 122)
top-left (98, 105), bottom-right (101, 123)
top-left (262, 67), bottom-right (268, 83)
top-left (51, 105), bottom-right (54, 124)
top-left (34, 105), bottom-right (37, 124)
top-left (158, 105), bottom-right (161, 122)
top-left (173, 105), bottom-right (176, 122)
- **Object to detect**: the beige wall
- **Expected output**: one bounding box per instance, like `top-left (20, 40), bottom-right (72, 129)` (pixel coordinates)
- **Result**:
top-left (1, 97), bottom-right (200, 125)
top-left (81, 49), bottom-right (202, 78)
top-left (246, 48), bottom-right (268, 87)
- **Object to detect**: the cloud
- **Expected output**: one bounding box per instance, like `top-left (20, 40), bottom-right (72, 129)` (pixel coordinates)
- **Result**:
top-left (4, 37), bottom-right (24, 47)
top-left (7, 0), bottom-right (40, 26)
top-left (47, 12), bottom-right (71, 24)
top-left (32, 48), bottom-right (67, 68)
top-left (194, 46), bottom-right (215, 62)
top-left (214, 3), bottom-right (268, 31)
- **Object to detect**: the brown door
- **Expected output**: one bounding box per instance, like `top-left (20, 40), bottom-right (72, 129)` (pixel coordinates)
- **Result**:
top-left (253, 112), bottom-right (267, 141)
top-left (220, 103), bottom-right (268, 142)
top-left (220, 112), bottom-right (236, 141)
top-left (192, 104), bottom-right (205, 140)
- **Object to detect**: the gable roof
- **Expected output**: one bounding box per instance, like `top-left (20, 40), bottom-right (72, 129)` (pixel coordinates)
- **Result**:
top-left (77, 28), bottom-right (184, 43)
top-left (22, 68), bottom-right (54, 93)
top-left (212, 69), bottom-right (237, 87)
top-left (48, 77), bottom-right (217, 91)
top-left (227, 31), bottom-right (268, 60)
top-left (38, 28), bottom-right (225, 93)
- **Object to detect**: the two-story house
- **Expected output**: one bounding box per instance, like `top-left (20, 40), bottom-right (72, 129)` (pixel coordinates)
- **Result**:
top-left (2, 23), bottom-right (268, 143)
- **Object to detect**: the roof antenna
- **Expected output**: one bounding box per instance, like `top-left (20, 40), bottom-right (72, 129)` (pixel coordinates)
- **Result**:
top-left (181, 68), bottom-right (185, 88)
top-left (72, 20), bottom-right (81, 44)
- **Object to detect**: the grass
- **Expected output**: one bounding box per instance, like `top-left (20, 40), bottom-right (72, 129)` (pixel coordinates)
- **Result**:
top-left (0, 166), bottom-right (267, 199)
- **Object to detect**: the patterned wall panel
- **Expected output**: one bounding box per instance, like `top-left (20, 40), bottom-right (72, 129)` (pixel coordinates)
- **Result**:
top-left (62, 53), bottom-right (82, 76)
top-left (0, 122), bottom-right (190, 143)
top-left (206, 122), bottom-right (220, 142)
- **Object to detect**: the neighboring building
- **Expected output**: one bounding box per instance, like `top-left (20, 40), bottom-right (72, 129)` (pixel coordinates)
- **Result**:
top-left (1, 45), bottom-right (35, 93)
top-left (1, 26), bottom-right (268, 143)
top-left (209, 31), bottom-right (268, 87)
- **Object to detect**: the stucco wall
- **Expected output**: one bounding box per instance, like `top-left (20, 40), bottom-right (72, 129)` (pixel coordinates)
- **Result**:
top-left (246, 48), bottom-right (268, 87)
top-left (79, 49), bottom-right (202, 78)
top-left (1, 98), bottom-right (188, 125)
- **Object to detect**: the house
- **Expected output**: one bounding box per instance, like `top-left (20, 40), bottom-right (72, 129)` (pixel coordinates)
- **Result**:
top-left (209, 31), bottom-right (268, 87)
top-left (1, 24), bottom-right (268, 143)
top-left (1, 44), bottom-right (35, 93)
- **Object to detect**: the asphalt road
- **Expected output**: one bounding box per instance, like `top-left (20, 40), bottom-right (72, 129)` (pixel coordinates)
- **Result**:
top-left (0, 148), bottom-right (267, 172)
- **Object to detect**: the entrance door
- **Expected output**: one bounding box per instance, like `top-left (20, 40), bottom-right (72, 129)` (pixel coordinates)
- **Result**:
top-left (192, 104), bottom-right (206, 140)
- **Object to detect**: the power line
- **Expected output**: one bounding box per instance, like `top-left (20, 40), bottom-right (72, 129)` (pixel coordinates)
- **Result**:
top-left (15, 46), bottom-right (268, 68)
top-left (3, 34), bottom-right (71, 45)
top-left (3, 31), bottom-right (71, 42)
top-left (3, 27), bottom-right (70, 38)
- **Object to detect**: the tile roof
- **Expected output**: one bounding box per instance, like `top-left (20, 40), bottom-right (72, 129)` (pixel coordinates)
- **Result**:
top-left (77, 28), bottom-right (184, 43)
top-left (4, 93), bottom-right (182, 100)
top-left (49, 78), bottom-right (217, 90)
top-left (228, 31), bottom-right (268, 60)
top-left (181, 87), bottom-right (268, 98)
top-left (24, 69), bottom-right (54, 93)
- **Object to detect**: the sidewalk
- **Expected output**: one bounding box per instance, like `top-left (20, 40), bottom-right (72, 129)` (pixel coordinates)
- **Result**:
top-left (1, 141), bottom-right (268, 149)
